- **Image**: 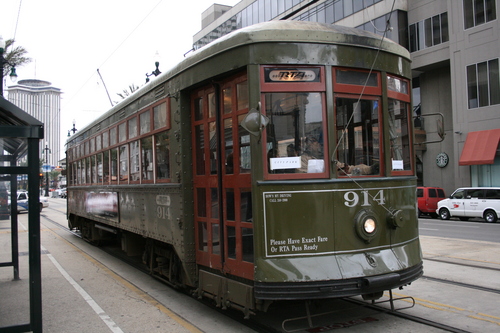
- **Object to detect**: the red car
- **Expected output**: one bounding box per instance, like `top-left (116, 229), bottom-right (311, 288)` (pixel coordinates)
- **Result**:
top-left (417, 186), bottom-right (446, 218)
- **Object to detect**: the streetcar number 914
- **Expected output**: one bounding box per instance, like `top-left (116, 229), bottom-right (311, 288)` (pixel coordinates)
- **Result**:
top-left (344, 190), bottom-right (386, 207)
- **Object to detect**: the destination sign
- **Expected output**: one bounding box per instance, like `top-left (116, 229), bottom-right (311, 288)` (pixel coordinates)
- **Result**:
top-left (264, 67), bottom-right (321, 82)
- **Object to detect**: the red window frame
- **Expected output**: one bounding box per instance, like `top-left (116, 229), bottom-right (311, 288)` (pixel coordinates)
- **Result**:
top-left (387, 74), bottom-right (413, 176)
top-left (260, 66), bottom-right (329, 180)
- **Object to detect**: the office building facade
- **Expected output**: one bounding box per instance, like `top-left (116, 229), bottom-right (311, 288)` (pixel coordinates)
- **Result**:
top-left (194, 0), bottom-right (500, 193)
top-left (7, 79), bottom-right (62, 169)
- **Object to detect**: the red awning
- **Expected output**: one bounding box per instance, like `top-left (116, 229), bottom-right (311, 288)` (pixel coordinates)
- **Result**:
top-left (459, 129), bottom-right (500, 165)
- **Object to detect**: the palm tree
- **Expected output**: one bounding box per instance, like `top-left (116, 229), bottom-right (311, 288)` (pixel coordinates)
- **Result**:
top-left (1, 38), bottom-right (32, 77)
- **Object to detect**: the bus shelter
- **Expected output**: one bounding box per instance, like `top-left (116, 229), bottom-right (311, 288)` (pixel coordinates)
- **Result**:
top-left (0, 97), bottom-right (44, 333)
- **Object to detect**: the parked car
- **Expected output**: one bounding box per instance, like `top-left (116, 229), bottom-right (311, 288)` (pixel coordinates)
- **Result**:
top-left (437, 187), bottom-right (500, 223)
top-left (417, 186), bottom-right (446, 218)
top-left (53, 188), bottom-right (67, 198)
top-left (8, 191), bottom-right (49, 213)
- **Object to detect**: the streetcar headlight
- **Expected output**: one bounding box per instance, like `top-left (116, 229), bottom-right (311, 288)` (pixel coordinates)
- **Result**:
top-left (364, 218), bottom-right (376, 233)
top-left (354, 209), bottom-right (378, 243)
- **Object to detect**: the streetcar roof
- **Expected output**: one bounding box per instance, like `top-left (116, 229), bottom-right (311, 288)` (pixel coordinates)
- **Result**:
top-left (191, 20), bottom-right (410, 61)
top-left (68, 21), bottom-right (410, 142)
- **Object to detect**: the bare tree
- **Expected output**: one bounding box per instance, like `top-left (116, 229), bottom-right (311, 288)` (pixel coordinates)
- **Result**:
top-left (115, 84), bottom-right (140, 102)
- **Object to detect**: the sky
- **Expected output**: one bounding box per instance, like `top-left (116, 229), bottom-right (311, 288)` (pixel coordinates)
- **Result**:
top-left (1, 0), bottom-right (240, 159)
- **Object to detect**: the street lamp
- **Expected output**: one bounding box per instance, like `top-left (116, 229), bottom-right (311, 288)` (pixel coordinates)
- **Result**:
top-left (0, 35), bottom-right (19, 97)
top-left (44, 142), bottom-right (51, 197)
top-left (67, 119), bottom-right (78, 137)
top-left (145, 51), bottom-right (161, 83)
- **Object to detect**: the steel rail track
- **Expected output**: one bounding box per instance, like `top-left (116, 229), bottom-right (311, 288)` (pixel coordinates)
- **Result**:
top-left (344, 297), bottom-right (471, 333)
top-left (424, 257), bottom-right (500, 272)
top-left (421, 275), bottom-right (500, 294)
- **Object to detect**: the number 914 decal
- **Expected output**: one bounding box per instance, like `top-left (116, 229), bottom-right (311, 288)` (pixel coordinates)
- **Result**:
top-left (344, 190), bottom-right (386, 207)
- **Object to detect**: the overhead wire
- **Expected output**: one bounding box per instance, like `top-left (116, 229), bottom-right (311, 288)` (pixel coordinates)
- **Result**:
top-left (65, 0), bottom-right (163, 109)
top-left (332, 0), bottom-right (398, 217)
top-left (12, 0), bottom-right (23, 45)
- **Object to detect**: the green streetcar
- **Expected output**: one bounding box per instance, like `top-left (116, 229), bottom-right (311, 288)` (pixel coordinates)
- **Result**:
top-left (66, 21), bottom-right (422, 317)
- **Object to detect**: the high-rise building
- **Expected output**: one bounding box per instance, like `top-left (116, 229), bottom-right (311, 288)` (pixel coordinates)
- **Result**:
top-left (193, 0), bottom-right (500, 192)
top-left (7, 79), bottom-right (62, 168)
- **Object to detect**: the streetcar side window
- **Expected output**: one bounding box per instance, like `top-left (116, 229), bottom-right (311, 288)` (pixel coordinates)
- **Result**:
top-left (68, 97), bottom-right (172, 186)
top-left (140, 137), bottom-right (153, 181)
top-left (97, 153), bottom-right (103, 183)
top-left (155, 131), bottom-right (170, 180)
top-left (118, 122), bottom-right (127, 142)
top-left (103, 150), bottom-right (110, 183)
top-left (119, 145), bottom-right (129, 183)
top-left (129, 140), bottom-right (140, 182)
top-left (110, 148), bottom-right (118, 182)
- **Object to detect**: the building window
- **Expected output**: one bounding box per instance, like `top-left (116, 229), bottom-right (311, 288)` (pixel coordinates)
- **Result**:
top-left (409, 12), bottom-right (448, 52)
top-left (193, 0), bottom-right (384, 50)
top-left (467, 58), bottom-right (500, 108)
top-left (464, 0), bottom-right (496, 29)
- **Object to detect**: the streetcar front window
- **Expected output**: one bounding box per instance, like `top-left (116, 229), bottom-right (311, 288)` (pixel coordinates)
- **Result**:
top-left (387, 74), bottom-right (413, 175)
top-left (265, 92), bottom-right (326, 175)
top-left (335, 97), bottom-right (380, 176)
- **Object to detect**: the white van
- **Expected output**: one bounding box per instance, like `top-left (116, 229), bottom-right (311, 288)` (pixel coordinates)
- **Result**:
top-left (437, 187), bottom-right (500, 223)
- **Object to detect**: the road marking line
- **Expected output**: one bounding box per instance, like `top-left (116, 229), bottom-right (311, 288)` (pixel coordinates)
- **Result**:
top-left (19, 218), bottom-right (124, 333)
top-left (467, 315), bottom-right (500, 326)
top-left (391, 292), bottom-right (465, 311)
top-left (392, 291), bottom-right (500, 327)
top-left (43, 223), bottom-right (203, 333)
top-left (422, 253), bottom-right (500, 266)
top-left (43, 245), bottom-right (125, 333)
top-left (476, 313), bottom-right (500, 320)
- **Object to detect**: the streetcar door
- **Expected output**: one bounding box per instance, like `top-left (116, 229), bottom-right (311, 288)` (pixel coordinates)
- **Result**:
top-left (192, 73), bottom-right (254, 280)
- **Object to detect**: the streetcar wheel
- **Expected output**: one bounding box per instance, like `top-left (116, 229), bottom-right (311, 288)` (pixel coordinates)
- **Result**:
top-left (418, 209), bottom-right (422, 218)
top-left (484, 210), bottom-right (497, 223)
top-left (430, 213), bottom-right (438, 219)
top-left (439, 208), bottom-right (450, 220)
